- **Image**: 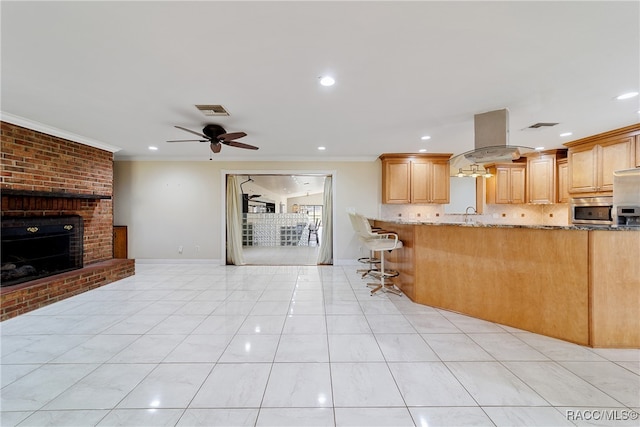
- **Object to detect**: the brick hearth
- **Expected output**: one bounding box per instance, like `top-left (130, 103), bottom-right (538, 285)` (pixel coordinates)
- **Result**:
top-left (1, 121), bottom-right (135, 320)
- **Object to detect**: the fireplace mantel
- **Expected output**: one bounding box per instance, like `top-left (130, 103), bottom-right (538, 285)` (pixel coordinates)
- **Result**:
top-left (1, 188), bottom-right (111, 200)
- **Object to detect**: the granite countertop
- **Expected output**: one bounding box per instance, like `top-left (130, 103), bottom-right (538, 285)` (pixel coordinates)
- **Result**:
top-left (374, 218), bottom-right (639, 231)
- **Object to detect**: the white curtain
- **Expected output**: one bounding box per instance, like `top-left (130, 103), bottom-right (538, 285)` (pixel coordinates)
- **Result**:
top-left (317, 176), bottom-right (333, 265)
top-left (225, 175), bottom-right (245, 265)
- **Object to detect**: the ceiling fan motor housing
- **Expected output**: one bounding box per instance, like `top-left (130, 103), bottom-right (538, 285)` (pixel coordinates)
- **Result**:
top-left (202, 124), bottom-right (226, 139)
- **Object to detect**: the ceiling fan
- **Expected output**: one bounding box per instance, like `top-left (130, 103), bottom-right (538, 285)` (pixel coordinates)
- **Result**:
top-left (167, 124), bottom-right (258, 153)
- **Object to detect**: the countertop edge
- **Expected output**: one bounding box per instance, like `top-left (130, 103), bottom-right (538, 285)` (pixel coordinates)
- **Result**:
top-left (373, 219), bottom-right (639, 231)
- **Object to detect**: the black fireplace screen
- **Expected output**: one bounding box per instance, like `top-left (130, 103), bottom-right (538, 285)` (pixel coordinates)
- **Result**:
top-left (1, 215), bottom-right (84, 287)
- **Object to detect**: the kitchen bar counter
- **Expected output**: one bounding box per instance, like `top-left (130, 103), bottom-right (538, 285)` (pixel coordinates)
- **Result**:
top-left (374, 220), bottom-right (640, 348)
top-left (379, 218), bottom-right (640, 231)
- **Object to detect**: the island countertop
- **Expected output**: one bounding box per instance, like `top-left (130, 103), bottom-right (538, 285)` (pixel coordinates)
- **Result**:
top-left (374, 220), bottom-right (640, 348)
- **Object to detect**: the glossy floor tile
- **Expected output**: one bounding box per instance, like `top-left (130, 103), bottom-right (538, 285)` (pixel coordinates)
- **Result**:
top-left (1, 262), bottom-right (638, 426)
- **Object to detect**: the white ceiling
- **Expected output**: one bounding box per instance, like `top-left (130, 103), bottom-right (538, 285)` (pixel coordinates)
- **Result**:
top-left (238, 174), bottom-right (326, 198)
top-left (1, 1), bottom-right (639, 162)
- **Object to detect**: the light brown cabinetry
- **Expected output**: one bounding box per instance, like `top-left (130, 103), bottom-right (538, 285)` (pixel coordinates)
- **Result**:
top-left (557, 158), bottom-right (569, 203)
top-left (636, 135), bottom-right (640, 168)
top-left (380, 153), bottom-right (452, 204)
top-left (564, 124), bottom-right (639, 195)
top-left (113, 226), bottom-right (128, 259)
top-left (527, 155), bottom-right (555, 204)
top-left (525, 149), bottom-right (568, 204)
top-left (485, 163), bottom-right (526, 204)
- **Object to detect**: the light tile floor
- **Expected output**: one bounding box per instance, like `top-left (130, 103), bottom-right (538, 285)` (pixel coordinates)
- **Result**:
top-left (1, 263), bottom-right (639, 427)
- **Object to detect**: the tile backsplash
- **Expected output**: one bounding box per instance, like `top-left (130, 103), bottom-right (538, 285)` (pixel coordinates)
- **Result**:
top-left (380, 203), bottom-right (570, 226)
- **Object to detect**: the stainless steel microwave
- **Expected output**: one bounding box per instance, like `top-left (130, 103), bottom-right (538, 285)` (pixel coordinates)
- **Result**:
top-left (570, 197), bottom-right (614, 226)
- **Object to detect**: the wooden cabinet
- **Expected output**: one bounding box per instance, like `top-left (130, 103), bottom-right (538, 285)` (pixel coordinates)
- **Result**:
top-left (636, 135), bottom-right (640, 168)
top-left (527, 155), bottom-right (555, 204)
top-left (113, 226), bottom-right (128, 259)
top-left (380, 153), bottom-right (452, 204)
top-left (565, 124), bottom-right (639, 195)
top-left (557, 158), bottom-right (569, 203)
top-left (525, 149), bottom-right (568, 204)
top-left (485, 163), bottom-right (526, 204)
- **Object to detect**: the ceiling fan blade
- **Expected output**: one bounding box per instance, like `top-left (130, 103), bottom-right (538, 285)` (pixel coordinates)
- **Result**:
top-left (219, 132), bottom-right (247, 141)
top-left (175, 125), bottom-right (209, 139)
top-left (222, 140), bottom-right (259, 150)
top-left (210, 142), bottom-right (222, 153)
top-left (166, 139), bottom-right (208, 143)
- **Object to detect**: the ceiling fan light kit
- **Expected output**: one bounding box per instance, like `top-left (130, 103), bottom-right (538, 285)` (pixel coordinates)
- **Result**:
top-left (166, 124), bottom-right (258, 154)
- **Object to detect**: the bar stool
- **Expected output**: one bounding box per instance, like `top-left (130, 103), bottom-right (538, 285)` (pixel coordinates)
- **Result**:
top-left (348, 212), bottom-right (380, 278)
top-left (352, 213), bottom-right (403, 296)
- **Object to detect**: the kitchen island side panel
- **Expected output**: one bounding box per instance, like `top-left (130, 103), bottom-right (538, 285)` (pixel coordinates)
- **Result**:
top-left (589, 230), bottom-right (640, 348)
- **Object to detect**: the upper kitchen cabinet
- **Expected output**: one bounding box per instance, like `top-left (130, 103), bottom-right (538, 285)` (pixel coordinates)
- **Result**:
top-left (636, 135), bottom-right (640, 168)
top-left (485, 162), bottom-right (526, 204)
top-left (525, 149), bottom-right (567, 204)
top-left (557, 158), bottom-right (569, 203)
top-left (565, 124), bottom-right (639, 195)
top-left (380, 153), bottom-right (452, 204)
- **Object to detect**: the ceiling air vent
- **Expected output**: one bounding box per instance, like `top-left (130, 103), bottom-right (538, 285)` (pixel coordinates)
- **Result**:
top-left (195, 104), bottom-right (230, 116)
top-left (527, 122), bottom-right (558, 129)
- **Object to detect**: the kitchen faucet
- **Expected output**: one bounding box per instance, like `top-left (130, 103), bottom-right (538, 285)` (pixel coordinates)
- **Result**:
top-left (464, 206), bottom-right (477, 223)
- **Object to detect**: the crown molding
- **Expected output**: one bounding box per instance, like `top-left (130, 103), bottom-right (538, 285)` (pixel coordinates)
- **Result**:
top-left (0, 112), bottom-right (122, 153)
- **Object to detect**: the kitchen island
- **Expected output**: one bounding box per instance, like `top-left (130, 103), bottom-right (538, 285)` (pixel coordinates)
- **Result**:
top-left (374, 220), bottom-right (640, 348)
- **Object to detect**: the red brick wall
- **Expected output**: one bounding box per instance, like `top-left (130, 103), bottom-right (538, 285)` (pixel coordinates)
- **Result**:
top-left (1, 121), bottom-right (114, 263)
top-left (1, 121), bottom-right (134, 320)
top-left (1, 122), bottom-right (112, 196)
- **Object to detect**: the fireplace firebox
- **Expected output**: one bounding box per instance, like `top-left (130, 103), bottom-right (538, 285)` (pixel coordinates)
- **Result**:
top-left (1, 216), bottom-right (84, 287)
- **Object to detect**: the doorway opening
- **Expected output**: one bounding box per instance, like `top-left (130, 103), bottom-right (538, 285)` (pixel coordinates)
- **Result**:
top-left (224, 172), bottom-right (334, 266)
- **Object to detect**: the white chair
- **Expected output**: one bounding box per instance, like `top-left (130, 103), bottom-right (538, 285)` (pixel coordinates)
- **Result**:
top-left (350, 212), bottom-right (403, 296)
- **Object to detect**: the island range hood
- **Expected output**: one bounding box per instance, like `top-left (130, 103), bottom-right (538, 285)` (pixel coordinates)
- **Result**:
top-left (450, 108), bottom-right (534, 176)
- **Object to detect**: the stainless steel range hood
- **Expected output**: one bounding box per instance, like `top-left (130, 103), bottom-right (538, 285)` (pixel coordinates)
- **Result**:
top-left (450, 108), bottom-right (534, 176)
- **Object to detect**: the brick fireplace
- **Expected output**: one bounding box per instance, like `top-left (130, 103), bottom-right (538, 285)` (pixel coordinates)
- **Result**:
top-left (1, 121), bottom-right (134, 320)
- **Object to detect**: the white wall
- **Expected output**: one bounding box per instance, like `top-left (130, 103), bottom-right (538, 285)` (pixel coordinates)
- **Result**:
top-left (113, 160), bottom-right (382, 263)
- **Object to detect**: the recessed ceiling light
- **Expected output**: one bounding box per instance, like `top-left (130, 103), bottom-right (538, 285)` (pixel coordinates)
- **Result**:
top-left (420, 135), bottom-right (431, 140)
top-left (535, 147), bottom-right (545, 151)
top-left (148, 146), bottom-right (158, 151)
top-left (560, 132), bottom-right (573, 137)
top-left (419, 149), bottom-right (427, 153)
top-left (319, 76), bottom-right (335, 87)
top-left (317, 146), bottom-right (326, 151)
top-left (616, 91), bottom-right (638, 100)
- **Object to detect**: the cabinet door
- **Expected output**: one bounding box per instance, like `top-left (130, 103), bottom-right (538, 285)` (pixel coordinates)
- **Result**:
top-left (113, 226), bottom-right (128, 259)
top-left (527, 156), bottom-right (555, 204)
top-left (382, 159), bottom-right (411, 203)
top-left (636, 135), bottom-right (640, 168)
top-left (569, 146), bottom-right (597, 193)
top-left (411, 161), bottom-right (430, 203)
top-left (430, 160), bottom-right (451, 203)
top-left (599, 137), bottom-right (634, 191)
top-left (494, 167), bottom-right (512, 204)
top-left (510, 167), bottom-right (526, 204)
top-left (557, 160), bottom-right (569, 203)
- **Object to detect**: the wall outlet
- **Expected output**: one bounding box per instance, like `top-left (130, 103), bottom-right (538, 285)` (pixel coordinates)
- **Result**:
top-left (178, 245), bottom-right (183, 254)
